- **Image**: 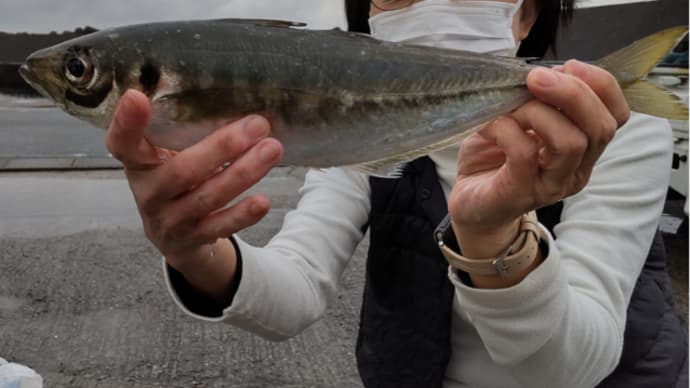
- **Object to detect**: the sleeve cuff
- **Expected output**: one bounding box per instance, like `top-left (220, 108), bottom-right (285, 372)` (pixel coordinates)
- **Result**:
top-left (162, 236), bottom-right (295, 340)
top-left (449, 223), bottom-right (569, 364)
top-left (163, 236), bottom-right (243, 319)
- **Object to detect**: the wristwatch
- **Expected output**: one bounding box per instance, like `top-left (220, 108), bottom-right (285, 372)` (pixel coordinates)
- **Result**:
top-left (434, 211), bottom-right (542, 277)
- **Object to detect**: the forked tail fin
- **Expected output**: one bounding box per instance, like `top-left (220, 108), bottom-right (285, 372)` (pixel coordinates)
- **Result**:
top-left (596, 26), bottom-right (688, 120)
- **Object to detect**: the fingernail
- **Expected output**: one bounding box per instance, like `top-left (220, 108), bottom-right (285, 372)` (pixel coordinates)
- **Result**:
top-left (243, 116), bottom-right (269, 139)
top-left (259, 141), bottom-right (280, 163)
top-left (566, 59), bottom-right (588, 77)
top-left (535, 68), bottom-right (559, 87)
top-left (250, 201), bottom-right (267, 215)
top-left (156, 148), bottom-right (172, 161)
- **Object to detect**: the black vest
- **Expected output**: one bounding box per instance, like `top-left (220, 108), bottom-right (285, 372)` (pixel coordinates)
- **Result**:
top-left (357, 156), bottom-right (688, 388)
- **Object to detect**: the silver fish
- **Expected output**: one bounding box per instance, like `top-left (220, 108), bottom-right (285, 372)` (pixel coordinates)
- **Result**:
top-left (19, 19), bottom-right (688, 174)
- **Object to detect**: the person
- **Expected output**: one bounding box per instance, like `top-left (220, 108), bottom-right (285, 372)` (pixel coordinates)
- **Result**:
top-left (105, 0), bottom-right (688, 386)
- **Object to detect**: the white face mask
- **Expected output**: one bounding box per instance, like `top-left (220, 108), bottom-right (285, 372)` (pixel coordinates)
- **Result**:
top-left (368, 0), bottom-right (524, 56)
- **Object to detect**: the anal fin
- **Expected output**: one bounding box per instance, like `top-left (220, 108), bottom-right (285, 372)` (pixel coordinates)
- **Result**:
top-left (346, 126), bottom-right (480, 178)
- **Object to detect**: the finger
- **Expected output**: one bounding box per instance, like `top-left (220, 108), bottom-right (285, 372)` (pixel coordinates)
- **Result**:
top-left (561, 60), bottom-right (630, 126)
top-left (106, 89), bottom-right (161, 170)
top-left (155, 115), bottom-right (271, 199)
top-left (512, 100), bottom-right (587, 188)
top-left (478, 116), bottom-right (540, 196)
top-left (527, 67), bottom-right (617, 178)
top-left (528, 67), bottom-right (619, 143)
top-left (194, 195), bottom-right (271, 244)
top-left (168, 137), bottom-right (283, 221)
top-left (456, 130), bottom-right (506, 176)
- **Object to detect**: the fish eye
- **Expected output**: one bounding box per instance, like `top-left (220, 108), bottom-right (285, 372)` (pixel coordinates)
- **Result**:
top-left (64, 56), bottom-right (93, 85)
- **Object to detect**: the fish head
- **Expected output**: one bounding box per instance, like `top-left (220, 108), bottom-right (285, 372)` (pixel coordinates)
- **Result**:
top-left (19, 36), bottom-right (120, 129)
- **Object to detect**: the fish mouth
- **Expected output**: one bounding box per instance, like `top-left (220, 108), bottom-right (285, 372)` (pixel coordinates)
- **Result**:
top-left (18, 55), bottom-right (65, 107)
top-left (18, 63), bottom-right (52, 100)
top-left (18, 63), bottom-right (31, 82)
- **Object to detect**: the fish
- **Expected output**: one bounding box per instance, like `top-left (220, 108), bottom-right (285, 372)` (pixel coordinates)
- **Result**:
top-left (18, 19), bottom-right (688, 176)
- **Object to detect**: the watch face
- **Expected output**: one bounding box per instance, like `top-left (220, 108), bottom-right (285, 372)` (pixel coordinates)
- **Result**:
top-left (434, 214), bottom-right (460, 252)
top-left (434, 214), bottom-right (453, 246)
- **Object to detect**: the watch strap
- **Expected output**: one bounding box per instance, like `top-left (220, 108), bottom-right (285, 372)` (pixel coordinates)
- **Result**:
top-left (438, 211), bottom-right (542, 277)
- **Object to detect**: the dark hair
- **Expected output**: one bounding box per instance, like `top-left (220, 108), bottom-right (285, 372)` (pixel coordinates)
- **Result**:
top-left (344, 0), bottom-right (575, 57)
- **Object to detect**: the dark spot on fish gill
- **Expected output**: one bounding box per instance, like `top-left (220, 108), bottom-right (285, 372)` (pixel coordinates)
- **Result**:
top-left (139, 62), bottom-right (160, 95)
top-left (65, 81), bottom-right (113, 109)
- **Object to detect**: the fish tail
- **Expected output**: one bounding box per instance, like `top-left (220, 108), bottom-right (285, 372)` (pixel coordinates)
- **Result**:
top-left (595, 26), bottom-right (688, 120)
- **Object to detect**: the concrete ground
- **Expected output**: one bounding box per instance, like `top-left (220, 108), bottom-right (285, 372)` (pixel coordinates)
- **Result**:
top-left (0, 168), bottom-right (366, 388)
top-left (0, 167), bottom-right (687, 388)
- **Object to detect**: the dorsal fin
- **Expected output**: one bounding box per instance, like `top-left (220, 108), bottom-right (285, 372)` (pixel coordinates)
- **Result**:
top-left (208, 18), bottom-right (307, 28)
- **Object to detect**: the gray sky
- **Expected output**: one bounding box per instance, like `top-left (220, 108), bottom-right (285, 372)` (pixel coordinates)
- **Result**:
top-left (0, 0), bottom-right (347, 33)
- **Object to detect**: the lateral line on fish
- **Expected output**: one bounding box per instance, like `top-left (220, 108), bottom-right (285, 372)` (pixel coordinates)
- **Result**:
top-left (345, 87), bottom-right (516, 107)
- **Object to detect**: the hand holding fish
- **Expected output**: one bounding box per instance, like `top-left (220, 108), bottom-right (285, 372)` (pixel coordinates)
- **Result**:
top-left (448, 61), bottom-right (629, 287)
top-left (106, 90), bottom-right (283, 302)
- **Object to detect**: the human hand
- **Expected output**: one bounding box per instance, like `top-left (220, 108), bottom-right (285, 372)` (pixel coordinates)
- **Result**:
top-left (106, 89), bottom-right (283, 274)
top-left (448, 60), bottom-right (629, 268)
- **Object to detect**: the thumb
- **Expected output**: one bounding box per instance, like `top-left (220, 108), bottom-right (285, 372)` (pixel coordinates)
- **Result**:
top-left (106, 89), bottom-right (161, 169)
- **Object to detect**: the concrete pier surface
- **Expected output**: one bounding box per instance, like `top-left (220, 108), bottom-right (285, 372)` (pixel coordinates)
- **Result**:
top-left (0, 168), bottom-right (686, 388)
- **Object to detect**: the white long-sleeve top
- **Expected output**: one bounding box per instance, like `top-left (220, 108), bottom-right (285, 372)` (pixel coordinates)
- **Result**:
top-left (164, 113), bottom-right (673, 388)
